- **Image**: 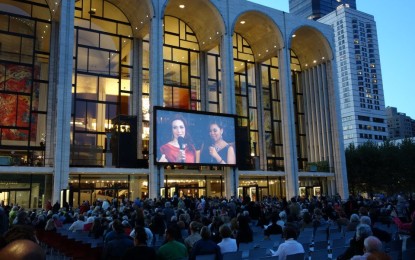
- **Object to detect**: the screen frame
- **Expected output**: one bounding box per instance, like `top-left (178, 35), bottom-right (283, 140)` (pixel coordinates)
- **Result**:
top-left (153, 106), bottom-right (237, 167)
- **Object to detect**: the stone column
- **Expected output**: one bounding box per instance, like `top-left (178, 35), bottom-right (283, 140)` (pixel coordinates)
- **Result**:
top-left (279, 40), bottom-right (299, 199)
top-left (220, 32), bottom-right (238, 199)
top-left (148, 2), bottom-right (164, 199)
top-left (52, 0), bottom-right (75, 203)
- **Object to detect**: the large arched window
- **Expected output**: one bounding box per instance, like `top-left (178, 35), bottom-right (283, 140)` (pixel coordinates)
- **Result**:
top-left (261, 57), bottom-right (284, 171)
top-left (72, 0), bottom-right (133, 166)
top-left (290, 50), bottom-right (307, 171)
top-left (0, 1), bottom-right (51, 166)
top-left (233, 33), bottom-right (258, 168)
top-left (163, 16), bottom-right (200, 110)
top-left (206, 46), bottom-right (221, 113)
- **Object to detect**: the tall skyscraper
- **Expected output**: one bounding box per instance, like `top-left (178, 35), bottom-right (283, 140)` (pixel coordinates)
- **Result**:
top-left (289, 0), bottom-right (356, 20)
top-left (290, 2), bottom-right (388, 148)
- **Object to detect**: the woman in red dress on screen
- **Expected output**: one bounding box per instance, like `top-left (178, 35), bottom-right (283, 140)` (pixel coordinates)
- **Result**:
top-left (158, 115), bottom-right (196, 163)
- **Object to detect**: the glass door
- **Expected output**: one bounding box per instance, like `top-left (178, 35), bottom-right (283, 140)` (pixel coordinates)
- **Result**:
top-left (0, 189), bottom-right (31, 208)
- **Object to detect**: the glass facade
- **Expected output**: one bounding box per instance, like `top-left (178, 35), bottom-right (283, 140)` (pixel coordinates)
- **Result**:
top-left (0, 0), bottom-right (348, 204)
top-left (163, 16), bottom-right (200, 110)
top-left (0, 174), bottom-right (46, 208)
top-left (71, 0), bottom-right (133, 166)
top-left (69, 174), bottom-right (148, 207)
top-left (0, 0), bottom-right (50, 166)
top-left (289, 0), bottom-right (357, 20)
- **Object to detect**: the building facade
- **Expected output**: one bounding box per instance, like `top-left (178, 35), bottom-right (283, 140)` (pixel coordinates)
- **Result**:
top-left (313, 5), bottom-right (388, 148)
top-left (289, 0), bottom-right (356, 20)
top-left (0, 0), bottom-right (348, 208)
top-left (386, 107), bottom-right (415, 139)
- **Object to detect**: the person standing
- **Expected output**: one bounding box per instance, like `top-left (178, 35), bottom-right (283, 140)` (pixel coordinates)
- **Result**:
top-left (0, 205), bottom-right (9, 235)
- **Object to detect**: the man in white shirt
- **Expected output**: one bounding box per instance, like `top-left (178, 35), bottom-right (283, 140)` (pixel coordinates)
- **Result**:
top-left (217, 224), bottom-right (237, 254)
top-left (68, 214), bottom-right (85, 232)
top-left (271, 226), bottom-right (304, 260)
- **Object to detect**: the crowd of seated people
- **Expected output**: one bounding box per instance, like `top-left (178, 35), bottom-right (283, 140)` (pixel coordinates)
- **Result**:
top-left (0, 193), bottom-right (414, 259)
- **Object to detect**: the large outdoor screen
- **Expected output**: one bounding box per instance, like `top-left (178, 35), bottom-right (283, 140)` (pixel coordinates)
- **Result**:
top-left (154, 107), bottom-right (237, 166)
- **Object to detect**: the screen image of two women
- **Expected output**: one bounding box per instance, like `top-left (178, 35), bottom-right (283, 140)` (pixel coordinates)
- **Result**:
top-left (158, 115), bottom-right (236, 164)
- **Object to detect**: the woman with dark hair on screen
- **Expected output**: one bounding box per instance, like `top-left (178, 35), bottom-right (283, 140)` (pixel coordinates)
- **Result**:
top-left (201, 121), bottom-right (236, 164)
top-left (158, 114), bottom-right (197, 163)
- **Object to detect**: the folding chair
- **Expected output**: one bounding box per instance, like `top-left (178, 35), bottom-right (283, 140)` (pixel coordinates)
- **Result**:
top-left (249, 247), bottom-right (269, 259)
top-left (402, 248), bottom-right (415, 260)
top-left (196, 254), bottom-right (216, 260)
top-left (331, 237), bottom-right (346, 248)
top-left (239, 242), bottom-right (254, 251)
top-left (223, 251), bottom-right (242, 260)
top-left (310, 249), bottom-right (327, 260)
top-left (313, 240), bottom-right (329, 251)
top-left (385, 239), bottom-right (403, 252)
top-left (259, 256), bottom-right (279, 260)
top-left (286, 252), bottom-right (305, 260)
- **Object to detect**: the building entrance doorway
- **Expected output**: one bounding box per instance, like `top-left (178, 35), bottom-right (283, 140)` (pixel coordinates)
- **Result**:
top-left (0, 188), bottom-right (32, 208)
top-left (165, 186), bottom-right (205, 198)
top-left (238, 185), bottom-right (258, 202)
top-left (299, 186), bottom-right (322, 198)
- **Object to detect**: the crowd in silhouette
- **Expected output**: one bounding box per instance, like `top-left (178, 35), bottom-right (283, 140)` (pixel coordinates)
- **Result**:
top-left (0, 193), bottom-right (414, 259)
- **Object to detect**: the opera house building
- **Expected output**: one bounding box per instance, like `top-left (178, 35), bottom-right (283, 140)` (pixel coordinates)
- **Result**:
top-left (0, 0), bottom-right (348, 208)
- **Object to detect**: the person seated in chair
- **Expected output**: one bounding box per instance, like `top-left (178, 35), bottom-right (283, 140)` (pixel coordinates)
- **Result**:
top-left (189, 226), bottom-right (222, 260)
top-left (264, 213), bottom-right (283, 240)
top-left (351, 236), bottom-right (388, 260)
top-left (270, 226), bottom-right (304, 260)
top-left (338, 224), bottom-right (373, 260)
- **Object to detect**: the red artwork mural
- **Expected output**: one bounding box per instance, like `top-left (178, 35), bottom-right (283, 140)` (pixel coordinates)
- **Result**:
top-left (0, 64), bottom-right (38, 141)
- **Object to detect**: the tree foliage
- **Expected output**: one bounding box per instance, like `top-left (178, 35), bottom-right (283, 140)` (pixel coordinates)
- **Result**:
top-left (345, 138), bottom-right (415, 195)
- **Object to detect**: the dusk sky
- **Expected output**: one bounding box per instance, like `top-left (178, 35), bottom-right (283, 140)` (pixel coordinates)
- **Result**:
top-left (250, 0), bottom-right (415, 118)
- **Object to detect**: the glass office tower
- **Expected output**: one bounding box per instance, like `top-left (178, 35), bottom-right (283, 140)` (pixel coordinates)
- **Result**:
top-left (290, 1), bottom-right (388, 148)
